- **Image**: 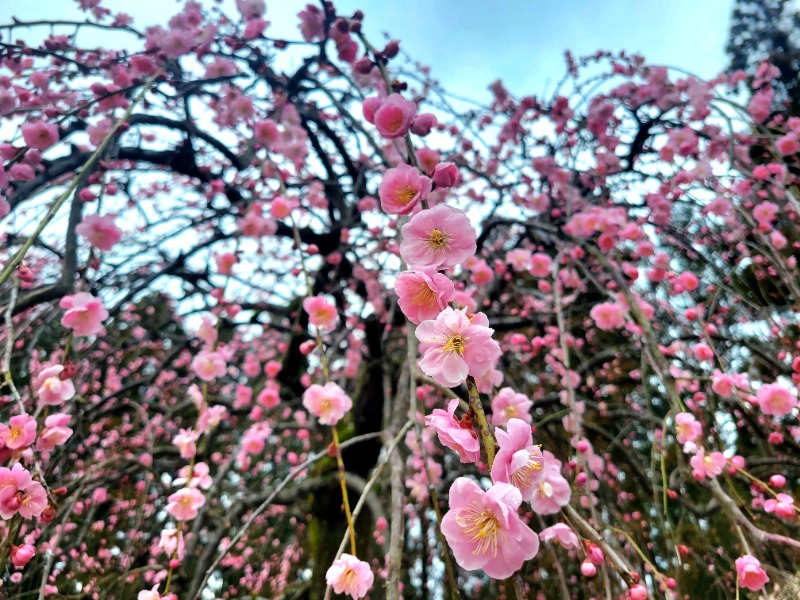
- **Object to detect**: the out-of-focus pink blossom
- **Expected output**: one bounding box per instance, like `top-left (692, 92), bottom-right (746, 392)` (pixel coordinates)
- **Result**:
top-left (60, 292), bottom-right (108, 337)
top-left (491, 387), bottom-right (533, 427)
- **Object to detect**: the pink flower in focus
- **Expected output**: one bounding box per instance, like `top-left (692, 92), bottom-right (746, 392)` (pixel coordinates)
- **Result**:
top-left (491, 418), bottom-right (544, 501)
top-left (191, 350), bottom-right (227, 382)
top-left (303, 296), bottom-right (338, 331)
top-left (302, 382), bottom-right (352, 426)
top-left (0, 415), bottom-right (37, 450)
top-left (763, 493), bottom-right (795, 519)
top-left (756, 383), bottom-right (797, 417)
top-left (395, 269), bottom-right (455, 324)
top-left (399, 205), bottom-right (477, 269)
top-left (35, 365), bottom-right (75, 406)
top-left (441, 477), bottom-right (539, 579)
top-left (416, 307), bottom-right (502, 388)
top-left (378, 164), bottom-right (432, 215)
top-left (371, 94), bottom-right (416, 139)
top-left (735, 555), bottom-right (769, 591)
top-left (689, 449), bottom-right (726, 480)
top-left (76, 214), bottom-right (123, 251)
top-left (166, 487), bottom-right (205, 521)
top-left (0, 464), bottom-right (48, 519)
top-left (491, 387), bottom-right (533, 427)
top-left (325, 553), bottom-right (374, 599)
top-left (21, 121), bottom-right (59, 150)
top-left (37, 413), bottom-right (73, 452)
top-left (59, 292), bottom-right (108, 337)
top-left (425, 398), bottom-right (480, 463)
top-left (539, 523), bottom-right (580, 550)
top-left (589, 301), bottom-right (626, 330)
top-left (529, 451), bottom-right (571, 515)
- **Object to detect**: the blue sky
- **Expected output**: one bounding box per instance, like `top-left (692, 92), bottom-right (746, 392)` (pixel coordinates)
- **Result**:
top-left (1, 0), bottom-right (734, 101)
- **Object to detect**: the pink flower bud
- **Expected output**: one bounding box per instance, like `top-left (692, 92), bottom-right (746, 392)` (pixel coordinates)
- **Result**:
top-left (411, 113), bottom-right (437, 136)
top-left (10, 544), bottom-right (35, 568)
top-left (432, 162), bottom-right (459, 188)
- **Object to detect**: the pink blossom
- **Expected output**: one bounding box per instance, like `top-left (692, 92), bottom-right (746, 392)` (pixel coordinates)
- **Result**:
top-left (59, 292), bottom-right (108, 337)
top-left (674, 412), bottom-right (702, 446)
top-left (76, 214), bottom-right (123, 251)
top-left (735, 555), bottom-right (769, 591)
top-left (416, 307), bottom-right (502, 388)
top-left (711, 370), bottom-right (748, 397)
top-left (432, 162), bottom-right (459, 187)
top-left (35, 365), bottom-right (75, 406)
top-left (529, 451), bottom-right (571, 514)
top-left (0, 464), bottom-right (48, 519)
top-left (491, 387), bottom-right (533, 427)
top-left (303, 296), bottom-right (338, 331)
top-left (395, 269), bottom-right (455, 324)
top-left (756, 383), bottom-right (797, 417)
top-left (191, 350), bottom-right (227, 382)
top-left (530, 253), bottom-right (553, 277)
top-left (689, 449), bottom-right (726, 480)
top-left (173, 429), bottom-right (200, 460)
top-left (378, 164), bottom-right (432, 215)
top-left (0, 415), bottom-right (37, 450)
top-left (325, 553), bottom-right (374, 599)
top-left (10, 544), bottom-right (35, 568)
top-left (491, 418), bottom-right (544, 501)
top-left (37, 413), bottom-right (73, 452)
top-left (369, 94), bottom-right (416, 139)
top-left (425, 398), bottom-right (480, 463)
top-left (539, 523), bottom-right (580, 550)
top-left (302, 382), bottom-right (353, 425)
top-left (441, 477), bottom-right (539, 579)
top-left (174, 462), bottom-right (213, 490)
top-left (399, 205), bottom-right (477, 269)
top-left (589, 301), bottom-right (626, 330)
top-left (505, 249), bottom-right (532, 272)
top-left (21, 121), bottom-right (59, 150)
top-left (298, 4), bottom-right (326, 42)
top-left (776, 133), bottom-right (800, 155)
top-left (138, 585), bottom-right (163, 600)
top-left (753, 201), bottom-right (779, 230)
top-left (166, 487), bottom-right (205, 521)
top-left (764, 493), bottom-right (795, 519)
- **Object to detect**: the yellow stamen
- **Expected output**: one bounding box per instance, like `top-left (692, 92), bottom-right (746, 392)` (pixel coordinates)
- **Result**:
top-left (457, 503), bottom-right (501, 556)
top-left (427, 228), bottom-right (448, 250)
top-left (443, 334), bottom-right (466, 355)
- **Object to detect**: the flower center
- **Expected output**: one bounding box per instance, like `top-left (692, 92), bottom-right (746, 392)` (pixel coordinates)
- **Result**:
top-left (397, 186), bottom-right (417, 206)
top-left (504, 405), bottom-right (518, 418)
top-left (510, 451), bottom-right (543, 490)
top-left (458, 506), bottom-right (500, 556)
top-left (443, 334), bottom-right (466, 355)
top-left (320, 398), bottom-right (332, 413)
top-left (427, 228), bottom-right (448, 250)
top-left (411, 283), bottom-right (437, 307)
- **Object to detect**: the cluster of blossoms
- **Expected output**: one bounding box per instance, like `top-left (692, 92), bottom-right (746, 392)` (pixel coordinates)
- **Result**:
top-left (3, 0), bottom-right (800, 597)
